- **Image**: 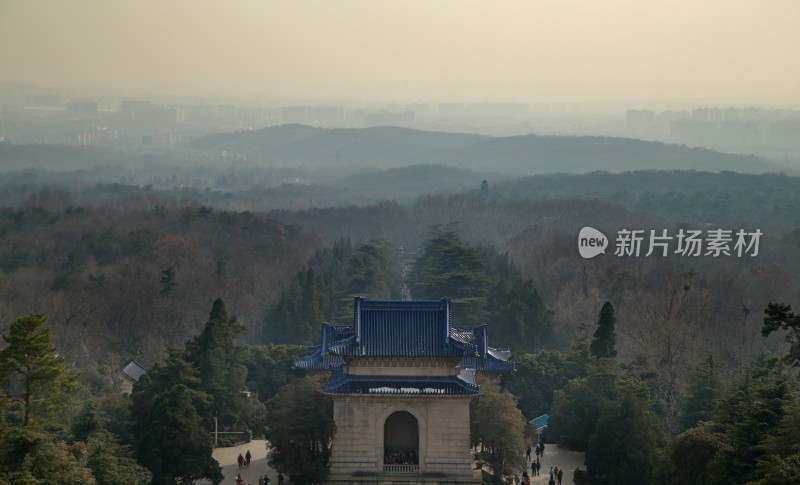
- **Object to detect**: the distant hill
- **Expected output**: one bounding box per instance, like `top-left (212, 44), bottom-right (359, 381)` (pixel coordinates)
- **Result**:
top-left (328, 164), bottom-right (507, 202)
top-left (448, 135), bottom-right (781, 173)
top-left (190, 125), bottom-right (488, 167)
top-left (190, 125), bottom-right (788, 174)
top-left (483, 170), bottom-right (800, 227)
top-left (0, 143), bottom-right (140, 171)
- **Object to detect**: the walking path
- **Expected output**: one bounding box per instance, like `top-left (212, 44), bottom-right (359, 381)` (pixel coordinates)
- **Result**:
top-left (517, 443), bottom-right (585, 484)
top-left (206, 440), bottom-right (284, 485)
top-left (206, 440), bottom-right (580, 485)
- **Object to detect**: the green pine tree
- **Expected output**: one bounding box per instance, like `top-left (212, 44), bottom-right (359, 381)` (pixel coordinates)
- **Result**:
top-left (583, 389), bottom-right (664, 485)
top-left (762, 302), bottom-right (800, 367)
top-left (678, 354), bottom-right (722, 431)
top-left (409, 228), bottom-right (490, 324)
top-left (184, 299), bottom-right (256, 431)
top-left (131, 347), bottom-right (222, 485)
top-left (345, 239), bottom-right (400, 300)
top-left (0, 313), bottom-right (78, 427)
top-left (706, 359), bottom-right (793, 485)
top-left (86, 431), bottom-right (152, 485)
top-left (753, 390), bottom-right (800, 484)
top-left (159, 267), bottom-right (177, 296)
top-left (590, 301), bottom-right (617, 358)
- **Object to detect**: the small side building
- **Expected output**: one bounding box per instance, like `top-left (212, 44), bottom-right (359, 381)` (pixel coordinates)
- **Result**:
top-left (119, 359), bottom-right (148, 395)
top-left (295, 298), bottom-right (513, 485)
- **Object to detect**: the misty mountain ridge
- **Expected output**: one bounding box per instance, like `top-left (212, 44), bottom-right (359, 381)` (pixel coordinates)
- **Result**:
top-left (190, 124), bottom-right (488, 167)
top-left (190, 124), bottom-right (788, 174)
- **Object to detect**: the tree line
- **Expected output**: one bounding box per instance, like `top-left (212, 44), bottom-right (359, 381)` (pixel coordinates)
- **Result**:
top-left (0, 300), bottom-right (307, 484)
top-left (262, 228), bottom-right (554, 350)
top-left (4, 295), bottom-right (800, 483)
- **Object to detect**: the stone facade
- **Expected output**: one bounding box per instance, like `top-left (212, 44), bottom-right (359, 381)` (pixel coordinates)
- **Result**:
top-left (328, 394), bottom-right (479, 484)
top-left (295, 299), bottom-right (512, 485)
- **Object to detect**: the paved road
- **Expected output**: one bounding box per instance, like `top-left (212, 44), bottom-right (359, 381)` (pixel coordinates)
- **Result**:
top-left (207, 440), bottom-right (285, 485)
top-left (514, 443), bottom-right (585, 484)
top-left (206, 440), bottom-right (581, 485)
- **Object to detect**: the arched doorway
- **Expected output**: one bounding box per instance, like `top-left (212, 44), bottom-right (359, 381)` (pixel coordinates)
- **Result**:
top-left (383, 411), bottom-right (419, 472)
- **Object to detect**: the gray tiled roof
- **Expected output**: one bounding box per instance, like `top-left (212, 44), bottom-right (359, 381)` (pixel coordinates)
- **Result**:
top-left (120, 359), bottom-right (148, 382)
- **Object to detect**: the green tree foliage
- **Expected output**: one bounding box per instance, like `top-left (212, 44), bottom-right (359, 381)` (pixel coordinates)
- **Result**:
top-left (241, 344), bottom-right (307, 401)
top-left (0, 313), bottom-right (78, 427)
top-left (263, 239), bottom-right (353, 344)
top-left (86, 432), bottom-right (151, 485)
top-left (678, 354), bottom-right (723, 431)
top-left (263, 238), bottom-right (402, 344)
top-left (762, 302), bottom-right (800, 367)
top-left (669, 428), bottom-right (722, 485)
top-left (184, 299), bottom-right (260, 431)
top-left (0, 427), bottom-right (95, 484)
top-left (298, 267), bottom-right (326, 341)
top-left (664, 356), bottom-right (800, 485)
top-left (548, 359), bottom-right (654, 452)
top-left (409, 228), bottom-right (490, 324)
top-left (582, 390), bottom-right (665, 485)
top-left (130, 347), bottom-right (222, 485)
top-left (470, 380), bottom-right (528, 481)
top-left (590, 301), bottom-right (617, 358)
top-left (753, 390), bottom-right (800, 484)
top-left (95, 394), bottom-right (135, 448)
top-left (501, 350), bottom-right (569, 419)
top-left (484, 249), bottom-right (555, 349)
top-left (410, 228), bottom-right (553, 348)
top-left (70, 399), bottom-right (151, 484)
top-left (71, 400), bottom-right (101, 442)
top-left (705, 360), bottom-right (793, 485)
top-left (344, 239), bottom-right (400, 301)
top-left (159, 267), bottom-right (177, 296)
top-left (264, 375), bottom-right (335, 484)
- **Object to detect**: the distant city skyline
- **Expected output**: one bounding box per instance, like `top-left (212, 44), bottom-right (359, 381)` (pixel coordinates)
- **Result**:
top-left (1, 1), bottom-right (799, 108)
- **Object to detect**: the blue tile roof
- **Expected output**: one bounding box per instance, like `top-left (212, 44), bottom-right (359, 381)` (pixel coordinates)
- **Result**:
top-left (530, 414), bottom-right (549, 429)
top-left (323, 374), bottom-right (480, 396)
top-left (293, 351), bottom-right (344, 370)
top-left (335, 298), bottom-right (471, 358)
top-left (293, 299), bottom-right (514, 374)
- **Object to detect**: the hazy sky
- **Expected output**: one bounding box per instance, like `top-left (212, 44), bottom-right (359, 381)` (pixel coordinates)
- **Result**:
top-left (1, 0), bottom-right (798, 105)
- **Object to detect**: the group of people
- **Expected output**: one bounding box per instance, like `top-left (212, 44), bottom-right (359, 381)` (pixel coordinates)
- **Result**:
top-left (233, 449), bottom-right (286, 485)
top-left (233, 472), bottom-right (283, 485)
top-left (506, 443), bottom-right (562, 485)
top-left (237, 450), bottom-right (253, 468)
top-left (383, 448), bottom-right (418, 465)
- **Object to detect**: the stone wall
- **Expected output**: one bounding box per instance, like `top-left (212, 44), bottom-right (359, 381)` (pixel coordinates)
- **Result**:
top-left (328, 394), bottom-right (480, 484)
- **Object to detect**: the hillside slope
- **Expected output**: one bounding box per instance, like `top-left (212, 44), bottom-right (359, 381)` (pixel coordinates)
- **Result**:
top-left (190, 125), bottom-right (784, 174)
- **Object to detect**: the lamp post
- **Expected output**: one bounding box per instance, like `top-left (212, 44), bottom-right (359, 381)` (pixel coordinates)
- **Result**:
top-left (214, 413), bottom-right (218, 448)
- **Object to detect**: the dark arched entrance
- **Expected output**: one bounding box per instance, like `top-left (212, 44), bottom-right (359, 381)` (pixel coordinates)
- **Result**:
top-left (383, 411), bottom-right (419, 471)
